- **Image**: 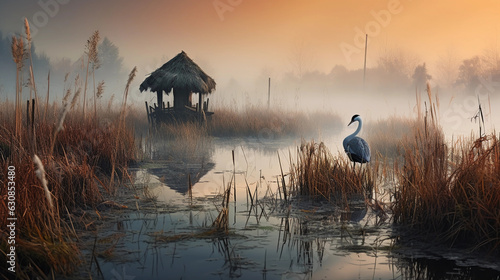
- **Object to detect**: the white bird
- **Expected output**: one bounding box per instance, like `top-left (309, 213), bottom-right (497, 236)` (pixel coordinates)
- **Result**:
top-left (343, 114), bottom-right (371, 167)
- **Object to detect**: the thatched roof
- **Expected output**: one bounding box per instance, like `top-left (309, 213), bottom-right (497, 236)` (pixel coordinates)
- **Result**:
top-left (139, 51), bottom-right (216, 94)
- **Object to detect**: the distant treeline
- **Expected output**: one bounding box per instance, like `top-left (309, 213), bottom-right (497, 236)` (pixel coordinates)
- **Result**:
top-left (0, 30), bottom-right (126, 102)
top-left (275, 50), bottom-right (500, 97)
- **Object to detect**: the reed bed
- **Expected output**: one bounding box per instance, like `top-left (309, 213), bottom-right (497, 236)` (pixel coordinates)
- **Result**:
top-left (394, 129), bottom-right (500, 252)
top-left (449, 134), bottom-right (500, 249)
top-left (290, 140), bottom-right (373, 200)
top-left (393, 87), bottom-right (500, 253)
top-left (0, 102), bottom-right (137, 270)
top-left (365, 116), bottom-right (416, 161)
top-left (208, 107), bottom-right (342, 138)
top-left (0, 107), bottom-right (136, 277)
top-left (0, 23), bottom-right (138, 278)
top-left (148, 108), bottom-right (341, 161)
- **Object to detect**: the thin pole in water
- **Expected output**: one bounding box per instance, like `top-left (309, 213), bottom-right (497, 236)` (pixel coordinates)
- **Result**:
top-left (267, 77), bottom-right (271, 108)
top-left (363, 34), bottom-right (368, 90)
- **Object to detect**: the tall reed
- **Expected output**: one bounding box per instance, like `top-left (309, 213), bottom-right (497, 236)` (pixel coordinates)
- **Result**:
top-left (83, 30), bottom-right (100, 118)
top-left (110, 66), bottom-right (136, 187)
top-left (24, 18), bottom-right (38, 120)
top-left (11, 35), bottom-right (26, 142)
top-left (393, 86), bottom-right (500, 253)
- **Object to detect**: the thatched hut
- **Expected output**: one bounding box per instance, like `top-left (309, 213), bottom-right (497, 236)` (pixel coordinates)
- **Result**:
top-left (140, 51), bottom-right (216, 124)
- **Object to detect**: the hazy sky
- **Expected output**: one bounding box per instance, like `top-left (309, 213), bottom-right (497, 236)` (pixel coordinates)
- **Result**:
top-left (1, 0), bottom-right (499, 86)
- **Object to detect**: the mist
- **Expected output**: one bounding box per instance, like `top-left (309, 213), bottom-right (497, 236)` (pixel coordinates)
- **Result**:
top-left (0, 0), bottom-right (499, 137)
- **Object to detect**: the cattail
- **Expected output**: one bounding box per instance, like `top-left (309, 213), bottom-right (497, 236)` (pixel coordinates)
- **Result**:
top-left (33, 155), bottom-right (53, 209)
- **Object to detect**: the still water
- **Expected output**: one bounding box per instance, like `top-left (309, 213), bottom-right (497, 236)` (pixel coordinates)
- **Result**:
top-left (94, 135), bottom-right (500, 280)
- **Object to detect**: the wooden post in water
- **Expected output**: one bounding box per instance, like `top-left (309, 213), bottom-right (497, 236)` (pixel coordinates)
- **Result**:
top-left (198, 93), bottom-right (203, 113)
top-left (232, 150), bottom-right (236, 202)
top-left (31, 98), bottom-right (35, 130)
top-left (156, 90), bottom-right (163, 110)
top-left (145, 101), bottom-right (151, 126)
top-left (267, 77), bottom-right (271, 109)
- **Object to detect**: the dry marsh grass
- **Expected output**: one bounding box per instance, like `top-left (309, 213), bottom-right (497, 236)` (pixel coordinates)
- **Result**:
top-left (0, 105), bottom-right (137, 277)
top-left (0, 24), bottom-right (138, 278)
top-left (208, 107), bottom-right (342, 138)
top-left (365, 116), bottom-right (416, 161)
top-left (393, 87), bottom-right (500, 254)
top-left (147, 107), bottom-right (341, 162)
top-left (290, 140), bottom-right (373, 201)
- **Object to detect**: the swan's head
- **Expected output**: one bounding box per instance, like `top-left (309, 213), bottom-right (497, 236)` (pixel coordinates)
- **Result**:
top-left (348, 114), bottom-right (361, 126)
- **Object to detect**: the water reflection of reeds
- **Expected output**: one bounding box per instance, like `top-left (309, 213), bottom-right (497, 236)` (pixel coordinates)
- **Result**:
top-left (274, 199), bottom-right (390, 278)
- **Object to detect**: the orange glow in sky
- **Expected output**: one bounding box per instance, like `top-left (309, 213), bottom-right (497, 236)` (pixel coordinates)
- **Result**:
top-left (0, 0), bottom-right (499, 84)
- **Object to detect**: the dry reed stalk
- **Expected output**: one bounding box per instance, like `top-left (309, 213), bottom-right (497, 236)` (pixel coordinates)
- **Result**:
top-left (11, 35), bottom-right (26, 141)
top-left (110, 67), bottom-right (137, 187)
top-left (71, 75), bottom-right (81, 109)
top-left (33, 154), bottom-right (53, 209)
top-left (212, 180), bottom-right (232, 234)
top-left (44, 71), bottom-right (50, 121)
top-left (277, 151), bottom-right (288, 201)
top-left (24, 18), bottom-right (39, 122)
top-left (49, 87), bottom-right (77, 155)
top-left (83, 30), bottom-right (100, 118)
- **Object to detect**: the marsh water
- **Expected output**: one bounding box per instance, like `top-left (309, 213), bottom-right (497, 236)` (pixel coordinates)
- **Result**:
top-left (90, 133), bottom-right (500, 280)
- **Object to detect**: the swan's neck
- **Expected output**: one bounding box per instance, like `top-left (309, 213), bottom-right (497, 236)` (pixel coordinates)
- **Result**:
top-left (344, 119), bottom-right (362, 146)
